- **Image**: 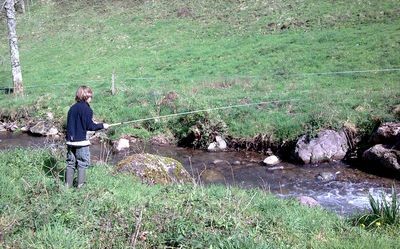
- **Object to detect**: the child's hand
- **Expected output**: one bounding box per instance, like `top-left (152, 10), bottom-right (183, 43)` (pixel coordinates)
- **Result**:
top-left (103, 123), bottom-right (110, 129)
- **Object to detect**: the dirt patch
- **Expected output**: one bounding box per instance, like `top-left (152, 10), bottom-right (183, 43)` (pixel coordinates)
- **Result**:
top-left (177, 7), bottom-right (193, 18)
top-left (266, 19), bottom-right (310, 31)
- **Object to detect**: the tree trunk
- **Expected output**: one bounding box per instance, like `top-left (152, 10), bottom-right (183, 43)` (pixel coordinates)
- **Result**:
top-left (4, 0), bottom-right (24, 95)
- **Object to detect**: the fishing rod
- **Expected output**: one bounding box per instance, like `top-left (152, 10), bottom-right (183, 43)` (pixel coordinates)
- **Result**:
top-left (108, 98), bottom-right (300, 127)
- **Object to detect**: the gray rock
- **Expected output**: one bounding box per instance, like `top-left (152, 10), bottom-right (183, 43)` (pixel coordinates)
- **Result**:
top-left (29, 121), bottom-right (58, 136)
top-left (215, 136), bottom-right (227, 150)
top-left (46, 127), bottom-right (58, 136)
top-left (363, 144), bottom-right (400, 171)
top-left (316, 172), bottom-right (339, 182)
top-left (200, 169), bottom-right (225, 183)
top-left (296, 196), bottom-right (320, 207)
top-left (263, 155), bottom-right (280, 165)
top-left (207, 136), bottom-right (227, 152)
top-left (116, 153), bottom-right (192, 184)
top-left (29, 121), bottom-right (47, 135)
top-left (295, 129), bottom-right (349, 164)
top-left (0, 123), bottom-right (6, 132)
top-left (113, 138), bottom-right (130, 151)
top-left (266, 166), bottom-right (284, 171)
top-left (370, 122), bottom-right (400, 145)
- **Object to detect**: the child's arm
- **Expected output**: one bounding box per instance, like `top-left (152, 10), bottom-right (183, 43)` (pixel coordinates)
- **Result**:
top-left (85, 108), bottom-right (106, 131)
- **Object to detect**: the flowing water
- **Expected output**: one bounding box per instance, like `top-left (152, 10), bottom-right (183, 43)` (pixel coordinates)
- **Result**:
top-left (1, 133), bottom-right (399, 216)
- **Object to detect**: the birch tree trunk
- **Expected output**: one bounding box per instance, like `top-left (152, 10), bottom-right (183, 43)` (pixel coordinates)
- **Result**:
top-left (4, 0), bottom-right (24, 95)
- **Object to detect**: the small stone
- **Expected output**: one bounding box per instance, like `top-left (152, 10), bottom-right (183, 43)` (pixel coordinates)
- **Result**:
top-left (46, 112), bottom-right (54, 120)
top-left (20, 126), bottom-right (29, 132)
top-left (46, 127), bottom-right (58, 136)
top-left (215, 136), bottom-right (227, 150)
top-left (263, 155), bottom-right (280, 165)
top-left (316, 172), bottom-right (337, 182)
top-left (114, 138), bottom-right (130, 151)
top-left (267, 166), bottom-right (284, 171)
top-left (233, 160), bottom-right (241, 165)
top-left (212, 159), bottom-right (225, 164)
top-left (207, 142), bottom-right (217, 152)
top-left (297, 196), bottom-right (320, 207)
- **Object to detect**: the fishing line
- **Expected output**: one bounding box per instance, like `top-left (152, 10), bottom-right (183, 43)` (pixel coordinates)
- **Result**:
top-left (109, 98), bottom-right (300, 127)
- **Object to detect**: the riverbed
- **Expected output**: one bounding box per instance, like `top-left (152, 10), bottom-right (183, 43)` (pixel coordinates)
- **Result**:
top-left (1, 132), bottom-right (399, 216)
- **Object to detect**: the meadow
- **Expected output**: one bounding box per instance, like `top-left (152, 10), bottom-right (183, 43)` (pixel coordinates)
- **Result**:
top-left (1, 148), bottom-right (400, 248)
top-left (1, 2), bottom-right (400, 247)
top-left (0, 0), bottom-right (399, 141)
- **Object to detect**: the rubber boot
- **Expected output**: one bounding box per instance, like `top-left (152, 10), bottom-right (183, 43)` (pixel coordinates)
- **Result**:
top-left (77, 168), bottom-right (86, 188)
top-left (65, 167), bottom-right (75, 188)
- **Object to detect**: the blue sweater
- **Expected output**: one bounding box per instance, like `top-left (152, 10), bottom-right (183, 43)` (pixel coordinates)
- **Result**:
top-left (66, 101), bottom-right (104, 142)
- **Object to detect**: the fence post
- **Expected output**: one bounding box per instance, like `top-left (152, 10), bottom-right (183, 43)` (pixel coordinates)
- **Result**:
top-left (111, 70), bottom-right (116, 95)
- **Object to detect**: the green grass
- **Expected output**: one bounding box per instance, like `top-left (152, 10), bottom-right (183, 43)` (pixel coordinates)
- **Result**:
top-left (354, 187), bottom-right (400, 228)
top-left (1, 148), bottom-right (400, 248)
top-left (0, 0), bottom-right (399, 141)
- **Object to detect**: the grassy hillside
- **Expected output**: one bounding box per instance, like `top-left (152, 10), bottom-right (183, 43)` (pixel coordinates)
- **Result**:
top-left (0, 0), bottom-right (399, 140)
top-left (1, 148), bottom-right (400, 248)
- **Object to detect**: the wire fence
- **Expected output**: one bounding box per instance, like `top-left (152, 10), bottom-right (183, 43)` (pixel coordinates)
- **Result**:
top-left (1, 67), bottom-right (400, 92)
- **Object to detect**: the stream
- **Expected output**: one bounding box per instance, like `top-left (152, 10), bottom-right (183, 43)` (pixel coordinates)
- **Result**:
top-left (1, 132), bottom-right (399, 216)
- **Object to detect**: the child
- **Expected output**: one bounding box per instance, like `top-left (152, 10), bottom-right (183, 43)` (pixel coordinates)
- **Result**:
top-left (65, 86), bottom-right (109, 188)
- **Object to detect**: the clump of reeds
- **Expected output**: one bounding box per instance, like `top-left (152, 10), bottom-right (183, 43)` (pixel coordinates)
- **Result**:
top-left (355, 187), bottom-right (400, 228)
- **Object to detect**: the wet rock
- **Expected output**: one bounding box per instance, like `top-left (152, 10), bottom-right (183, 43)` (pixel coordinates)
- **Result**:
top-left (29, 121), bottom-right (58, 136)
top-left (316, 172), bottom-right (339, 182)
top-left (266, 166), bottom-right (284, 171)
top-left (201, 169), bottom-right (225, 183)
top-left (370, 122), bottom-right (400, 145)
top-left (295, 129), bottom-right (349, 164)
top-left (116, 153), bottom-right (192, 184)
top-left (263, 155), bottom-right (280, 165)
top-left (363, 144), bottom-right (400, 171)
top-left (207, 136), bottom-right (227, 152)
top-left (212, 159), bottom-right (226, 164)
top-left (20, 126), bottom-right (29, 132)
top-left (296, 196), bottom-right (321, 207)
top-left (233, 160), bottom-right (241, 165)
top-left (113, 138), bottom-right (130, 152)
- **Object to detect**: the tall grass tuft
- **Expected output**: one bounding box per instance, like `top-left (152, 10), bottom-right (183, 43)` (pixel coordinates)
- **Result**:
top-left (355, 187), bottom-right (400, 228)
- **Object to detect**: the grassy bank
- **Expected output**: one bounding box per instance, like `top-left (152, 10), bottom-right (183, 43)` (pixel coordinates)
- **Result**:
top-left (1, 148), bottom-right (400, 248)
top-left (0, 0), bottom-right (399, 141)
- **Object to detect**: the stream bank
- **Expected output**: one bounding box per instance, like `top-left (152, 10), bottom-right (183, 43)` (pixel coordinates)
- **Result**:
top-left (1, 132), bottom-right (399, 216)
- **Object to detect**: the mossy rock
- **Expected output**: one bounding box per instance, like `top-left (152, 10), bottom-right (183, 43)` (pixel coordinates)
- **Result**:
top-left (115, 153), bottom-right (192, 184)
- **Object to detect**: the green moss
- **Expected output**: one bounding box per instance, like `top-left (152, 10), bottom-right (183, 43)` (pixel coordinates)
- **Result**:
top-left (115, 153), bottom-right (191, 184)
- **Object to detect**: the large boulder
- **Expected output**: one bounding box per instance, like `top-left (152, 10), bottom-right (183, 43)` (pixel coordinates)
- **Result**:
top-left (363, 144), bottom-right (400, 171)
top-left (115, 153), bottom-right (192, 184)
top-left (295, 129), bottom-right (349, 164)
top-left (369, 122), bottom-right (400, 145)
top-left (29, 121), bottom-right (58, 136)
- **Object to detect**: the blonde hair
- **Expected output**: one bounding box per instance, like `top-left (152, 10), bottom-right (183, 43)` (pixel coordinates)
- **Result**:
top-left (75, 86), bottom-right (93, 102)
